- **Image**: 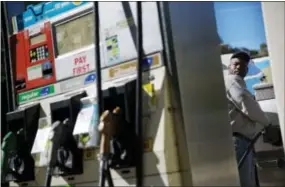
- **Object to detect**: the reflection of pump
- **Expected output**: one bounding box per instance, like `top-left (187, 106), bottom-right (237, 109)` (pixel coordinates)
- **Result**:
top-left (102, 79), bottom-right (137, 169)
top-left (48, 91), bottom-right (87, 176)
top-left (1, 103), bottom-right (40, 183)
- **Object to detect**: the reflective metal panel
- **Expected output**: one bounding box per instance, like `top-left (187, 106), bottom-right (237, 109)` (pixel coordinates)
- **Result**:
top-left (166, 2), bottom-right (240, 186)
top-left (259, 3), bottom-right (285, 186)
top-left (262, 2), bottom-right (285, 152)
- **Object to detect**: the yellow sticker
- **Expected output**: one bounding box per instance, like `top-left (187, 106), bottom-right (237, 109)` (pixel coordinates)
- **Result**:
top-left (144, 138), bottom-right (153, 152)
top-left (72, 2), bottom-right (82, 6)
top-left (143, 83), bottom-right (155, 97)
top-left (143, 83), bottom-right (156, 107)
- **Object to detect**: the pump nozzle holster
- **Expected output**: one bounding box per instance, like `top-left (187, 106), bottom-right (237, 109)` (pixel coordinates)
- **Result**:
top-left (1, 129), bottom-right (35, 182)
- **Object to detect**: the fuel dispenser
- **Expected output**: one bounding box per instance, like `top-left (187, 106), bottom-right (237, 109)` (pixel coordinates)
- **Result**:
top-left (5, 1), bottom-right (183, 186)
top-left (1, 103), bottom-right (40, 183)
top-left (47, 91), bottom-right (87, 178)
top-left (10, 22), bottom-right (56, 93)
top-left (93, 2), bottom-right (143, 186)
top-left (102, 80), bottom-right (137, 170)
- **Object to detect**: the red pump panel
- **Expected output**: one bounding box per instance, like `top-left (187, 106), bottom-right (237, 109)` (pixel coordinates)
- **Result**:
top-left (10, 32), bottom-right (27, 91)
top-left (10, 22), bottom-right (56, 93)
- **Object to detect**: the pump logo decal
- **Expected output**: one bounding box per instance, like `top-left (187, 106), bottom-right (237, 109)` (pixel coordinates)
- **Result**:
top-left (18, 85), bottom-right (55, 104)
top-left (40, 86), bottom-right (52, 96)
top-left (84, 73), bottom-right (96, 85)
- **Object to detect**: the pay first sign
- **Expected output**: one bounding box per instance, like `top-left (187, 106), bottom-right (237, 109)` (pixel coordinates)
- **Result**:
top-left (55, 47), bottom-right (98, 81)
top-left (73, 55), bottom-right (90, 76)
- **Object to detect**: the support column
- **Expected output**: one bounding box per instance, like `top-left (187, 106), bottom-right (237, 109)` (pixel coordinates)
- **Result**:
top-left (166, 2), bottom-right (240, 186)
top-left (262, 2), bottom-right (285, 148)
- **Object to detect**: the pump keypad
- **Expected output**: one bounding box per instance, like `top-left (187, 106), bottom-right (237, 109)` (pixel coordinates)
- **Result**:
top-left (30, 45), bottom-right (49, 63)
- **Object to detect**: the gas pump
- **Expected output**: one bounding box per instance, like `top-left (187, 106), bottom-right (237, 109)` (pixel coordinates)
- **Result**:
top-left (6, 1), bottom-right (183, 187)
top-left (1, 103), bottom-right (40, 183)
top-left (9, 2), bottom-right (99, 94)
top-left (4, 1), bottom-right (285, 187)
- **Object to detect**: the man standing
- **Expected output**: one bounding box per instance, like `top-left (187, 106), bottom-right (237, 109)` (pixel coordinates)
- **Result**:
top-left (225, 52), bottom-right (270, 187)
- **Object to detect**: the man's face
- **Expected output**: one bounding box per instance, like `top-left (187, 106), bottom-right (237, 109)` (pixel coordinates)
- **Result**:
top-left (229, 58), bottom-right (248, 78)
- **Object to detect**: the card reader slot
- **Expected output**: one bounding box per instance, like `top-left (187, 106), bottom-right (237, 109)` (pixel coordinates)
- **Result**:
top-left (15, 78), bottom-right (26, 91)
top-left (42, 66), bottom-right (53, 79)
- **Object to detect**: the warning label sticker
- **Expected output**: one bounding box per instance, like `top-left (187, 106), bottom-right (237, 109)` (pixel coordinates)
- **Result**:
top-left (27, 64), bottom-right (42, 81)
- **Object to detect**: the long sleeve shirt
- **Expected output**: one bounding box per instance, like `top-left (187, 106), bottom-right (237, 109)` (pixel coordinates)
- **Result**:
top-left (225, 74), bottom-right (270, 138)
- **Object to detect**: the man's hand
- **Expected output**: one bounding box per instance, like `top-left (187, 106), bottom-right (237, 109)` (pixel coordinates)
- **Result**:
top-left (98, 107), bottom-right (121, 154)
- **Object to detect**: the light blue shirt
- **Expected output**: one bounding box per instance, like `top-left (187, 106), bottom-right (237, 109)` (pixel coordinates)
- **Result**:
top-left (225, 74), bottom-right (269, 138)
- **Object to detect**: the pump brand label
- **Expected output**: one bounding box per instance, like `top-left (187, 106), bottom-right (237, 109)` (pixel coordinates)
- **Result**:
top-left (84, 73), bottom-right (96, 84)
top-left (13, 1), bottom-right (89, 32)
top-left (60, 73), bottom-right (96, 93)
top-left (108, 54), bottom-right (160, 79)
top-left (18, 85), bottom-right (55, 103)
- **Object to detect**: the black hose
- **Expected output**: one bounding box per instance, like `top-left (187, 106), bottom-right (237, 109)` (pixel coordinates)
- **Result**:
top-left (94, 1), bottom-right (103, 115)
top-left (238, 125), bottom-right (271, 169)
top-left (135, 2), bottom-right (143, 187)
top-left (44, 167), bottom-right (52, 187)
top-left (1, 1), bottom-right (16, 111)
top-left (93, 3), bottom-right (109, 187)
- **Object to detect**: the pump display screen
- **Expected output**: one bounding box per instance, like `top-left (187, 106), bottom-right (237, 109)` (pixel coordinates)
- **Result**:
top-left (30, 34), bottom-right (46, 45)
top-left (54, 13), bottom-right (94, 56)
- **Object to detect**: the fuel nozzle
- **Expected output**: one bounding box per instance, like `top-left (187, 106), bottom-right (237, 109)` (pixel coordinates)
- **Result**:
top-left (46, 121), bottom-right (62, 167)
top-left (45, 119), bottom-right (69, 187)
top-left (98, 107), bottom-right (121, 187)
top-left (2, 128), bottom-right (35, 182)
top-left (10, 129), bottom-right (25, 176)
top-left (98, 107), bottom-right (120, 155)
top-left (1, 131), bottom-right (17, 181)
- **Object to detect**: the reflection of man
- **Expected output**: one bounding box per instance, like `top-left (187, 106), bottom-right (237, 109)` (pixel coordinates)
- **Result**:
top-left (225, 52), bottom-right (269, 187)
